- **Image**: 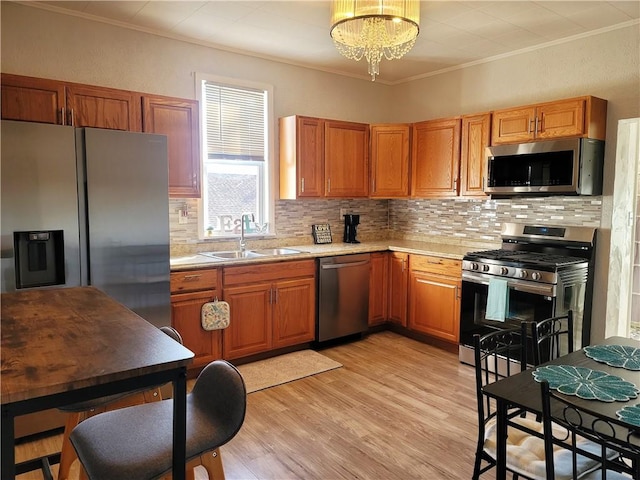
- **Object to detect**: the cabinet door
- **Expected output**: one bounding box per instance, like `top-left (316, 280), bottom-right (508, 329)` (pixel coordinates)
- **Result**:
top-left (223, 282), bottom-right (272, 359)
top-left (408, 271), bottom-right (461, 343)
top-left (66, 84), bottom-right (141, 131)
top-left (369, 252), bottom-right (389, 325)
top-left (491, 106), bottom-right (537, 145)
top-left (1, 74), bottom-right (65, 124)
top-left (324, 120), bottom-right (369, 197)
top-left (273, 277), bottom-right (316, 348)
top-left (170, 290), bottom-right (223, 370)
top-left (370, 124), bottom-right (410, 198)
top-left (143, 96), bottom-right (201, 198)
top-left (279, 116), bottom-right (324, 199)
top-left (388, 252), bottom-right (408, 326)
top-left (411, 118), bottom-right (461, 197)
top-left (537, 98), bottom-right (585, 140)
top-left (460, 113), bottom-right (491, 197)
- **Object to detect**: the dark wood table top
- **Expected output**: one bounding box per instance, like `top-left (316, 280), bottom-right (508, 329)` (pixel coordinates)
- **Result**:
top-left (483, 336), bottom-right (640, 421)
top-left (1, 286), bottom-right (194, 406)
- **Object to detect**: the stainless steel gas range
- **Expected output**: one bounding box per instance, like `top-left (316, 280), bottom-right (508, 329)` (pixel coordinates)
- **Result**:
top-left (458, 223), bottom-right (597, 366)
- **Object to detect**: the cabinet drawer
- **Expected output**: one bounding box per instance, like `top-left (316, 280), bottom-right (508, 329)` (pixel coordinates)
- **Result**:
top-left (223, 260), bottom-right (316, 286)
top-left (170, 269), bottom-right (219, 293)
top-left (410, 255), bottom-right (461, 276)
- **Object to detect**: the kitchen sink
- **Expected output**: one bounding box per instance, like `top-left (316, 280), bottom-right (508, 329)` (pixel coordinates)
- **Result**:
top-left (200, 250), bottom-right (265, 260)
top-left (251, 248), bottom-right (303, 256)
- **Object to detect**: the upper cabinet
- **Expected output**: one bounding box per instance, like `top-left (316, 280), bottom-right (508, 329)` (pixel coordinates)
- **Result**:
top-left (370, 124), bottom-right (411, 198)
top-left (459, 113), bottom-right (491, 198)
top-left (279, 115), bottom-right (368, 199)
top-left (491, 96), bottom-right (607, 145)
top-left (142, 95), bottom-right (201, 198)
top-left (279, 115), bottom-right (324, 199)
top-left (411, 117), bottom-right (461, 198)
top-left (324, 119), bottom-right (369, 197)
top-left (1, 74), bottom-right (141, 131)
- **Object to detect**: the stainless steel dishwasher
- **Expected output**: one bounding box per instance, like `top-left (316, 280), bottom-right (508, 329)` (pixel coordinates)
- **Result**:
top-left (317, 253), bottom-right (370, 342)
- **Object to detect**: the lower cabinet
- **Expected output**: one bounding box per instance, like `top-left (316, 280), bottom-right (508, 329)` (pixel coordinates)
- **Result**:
top-left (170, 269), bottom-right (223, 371)
top-left (388, 252), bottom-right (409, 326)
top-left (222, 260), bottom-right (316, 360)
top-left (369, 252), bottom-right (389, 326)
top-left (408, 255), bottom-right (461, 343)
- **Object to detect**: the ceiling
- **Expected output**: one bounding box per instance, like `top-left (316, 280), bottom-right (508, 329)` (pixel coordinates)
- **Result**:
top-left (29, 1), bottom-right (640, 84)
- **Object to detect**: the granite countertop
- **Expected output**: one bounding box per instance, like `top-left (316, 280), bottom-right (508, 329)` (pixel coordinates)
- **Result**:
top-left (170, 239), bottom-right (498, 271)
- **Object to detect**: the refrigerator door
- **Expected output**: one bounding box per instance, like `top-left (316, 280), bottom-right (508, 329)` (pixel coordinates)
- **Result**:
top-left (1, 120), bottom-right (82, 292)
top-left (77, 128), bottom-right (171, 327)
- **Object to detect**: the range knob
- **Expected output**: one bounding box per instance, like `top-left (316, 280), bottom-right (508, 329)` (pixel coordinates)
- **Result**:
top-left (531, 272), bottom-right (541, 281)
top-left (500, 267), bottom-right (509, 275)
top-left (482, 264), bottom-right (490, 272)
top-left (470, 262), bottom-right (479, 271)
top-left (519, 270), bottom-right (528, 279)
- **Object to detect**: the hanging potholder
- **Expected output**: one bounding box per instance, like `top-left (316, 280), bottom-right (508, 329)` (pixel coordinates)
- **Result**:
top-left (201, 300), bottom-right (230, 331)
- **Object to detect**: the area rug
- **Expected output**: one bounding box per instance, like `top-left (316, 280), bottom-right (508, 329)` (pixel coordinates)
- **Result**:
top-left (237, 350), bottom-right (342, 393)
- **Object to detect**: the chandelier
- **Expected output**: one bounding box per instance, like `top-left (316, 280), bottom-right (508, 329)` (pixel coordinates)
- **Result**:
top-left (330, 0), bottom-right (420, 81)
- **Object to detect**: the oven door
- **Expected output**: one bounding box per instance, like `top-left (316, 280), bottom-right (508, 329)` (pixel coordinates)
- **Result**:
top-left (458, 271), bottom-right (556, 365)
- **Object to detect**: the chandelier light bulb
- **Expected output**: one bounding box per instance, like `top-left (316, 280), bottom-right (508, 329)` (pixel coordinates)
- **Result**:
top-left (330, 0), bottom-right (420, 81)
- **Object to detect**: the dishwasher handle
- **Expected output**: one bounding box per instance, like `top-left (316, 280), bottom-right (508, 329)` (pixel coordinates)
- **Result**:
top-left (321, 260), bottom-right (370, 270)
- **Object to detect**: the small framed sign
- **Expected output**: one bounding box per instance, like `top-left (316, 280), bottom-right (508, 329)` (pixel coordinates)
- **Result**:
top-left (312, 224), bottom-right (332, 244)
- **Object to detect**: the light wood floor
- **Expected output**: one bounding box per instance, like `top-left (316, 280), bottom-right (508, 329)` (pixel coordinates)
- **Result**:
top-left (15, 331), bottom-right (498, 479)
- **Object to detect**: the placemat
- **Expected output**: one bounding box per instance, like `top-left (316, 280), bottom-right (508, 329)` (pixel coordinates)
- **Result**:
top-left (583, 344), bottom-right (640, 371)
top-left (616, 403), bottom-right (640, 427)
top-left (533, 365), bottom-right (640, 402)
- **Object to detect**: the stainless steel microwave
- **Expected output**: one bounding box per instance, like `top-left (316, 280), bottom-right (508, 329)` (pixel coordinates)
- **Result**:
top-left (485, 138), bottom-right (604, 196)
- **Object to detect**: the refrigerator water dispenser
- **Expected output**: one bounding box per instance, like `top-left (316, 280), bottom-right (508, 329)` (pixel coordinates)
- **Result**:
top-left (14, 230), bottom-right (65, 288)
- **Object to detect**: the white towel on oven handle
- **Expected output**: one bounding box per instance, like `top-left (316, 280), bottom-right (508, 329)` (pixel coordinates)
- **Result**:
top-left (485, 278), bottom-right (509, 322)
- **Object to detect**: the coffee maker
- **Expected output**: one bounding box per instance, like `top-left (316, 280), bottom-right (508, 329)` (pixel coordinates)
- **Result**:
top-left (343, 214), bottom-right (360, 243)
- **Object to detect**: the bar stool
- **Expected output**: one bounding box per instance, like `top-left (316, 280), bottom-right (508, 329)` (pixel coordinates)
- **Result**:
top-left (70, 359), bottom-right (247, 480)
top-left (57, 326), bottom-right (184, 480)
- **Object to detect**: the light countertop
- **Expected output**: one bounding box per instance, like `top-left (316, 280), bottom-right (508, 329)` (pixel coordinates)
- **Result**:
top-left (170, 239), bottom-right (498, 271)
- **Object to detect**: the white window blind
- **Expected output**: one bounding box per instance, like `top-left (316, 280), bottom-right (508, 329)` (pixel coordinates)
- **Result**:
top-left (204, 83), bottom-right (265, 161)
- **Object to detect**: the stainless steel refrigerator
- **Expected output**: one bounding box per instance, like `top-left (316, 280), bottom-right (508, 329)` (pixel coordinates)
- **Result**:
top-left (1, 120), bottom-right (171, 437)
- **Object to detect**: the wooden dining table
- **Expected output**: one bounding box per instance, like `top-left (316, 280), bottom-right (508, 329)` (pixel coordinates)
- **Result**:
top-left (1, 286), bottom-right (194, 480)
top-left (483, 335), bottom-right (640, 480)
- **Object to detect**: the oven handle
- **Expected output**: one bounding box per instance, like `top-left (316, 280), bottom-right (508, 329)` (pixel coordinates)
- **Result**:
top-left (461, 271), bottom-right (556, 297)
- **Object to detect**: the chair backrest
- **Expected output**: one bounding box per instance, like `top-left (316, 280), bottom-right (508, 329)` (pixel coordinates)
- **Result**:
top-left (529, 311), bottom-right (574, 366)
top-left (540, 380), bottom-right (640, 480)
top-left (159, 325), bottom-right (183, 345)
top-left (473, 325), bottom-right (527, 428)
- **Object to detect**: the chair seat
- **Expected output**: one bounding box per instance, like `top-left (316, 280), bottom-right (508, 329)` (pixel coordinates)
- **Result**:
top-left (484, 416), bottom-right (608, 480)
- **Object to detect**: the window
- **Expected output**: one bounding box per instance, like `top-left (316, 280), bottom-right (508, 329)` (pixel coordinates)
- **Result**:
top-left (196, 74), bottom-right (273, 239)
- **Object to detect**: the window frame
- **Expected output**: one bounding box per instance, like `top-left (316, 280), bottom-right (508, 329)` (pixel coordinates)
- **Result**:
top-left (195, 73), bottom-right (275, 241)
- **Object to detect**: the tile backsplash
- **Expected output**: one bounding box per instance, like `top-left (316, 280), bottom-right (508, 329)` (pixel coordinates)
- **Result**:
top-left (169, 196), bottom-right (601, 254)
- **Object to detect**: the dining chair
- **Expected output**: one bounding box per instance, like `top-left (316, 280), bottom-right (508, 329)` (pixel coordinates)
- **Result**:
top-left (539, 379), bottom-right (640, 479)
top-left (529, 311), bottom-right (574, 366)
top-left (57, 326), bottom-right (184, 480)
top-left (473, 325), bottom-right (544, 479)
top-left (70, 359), bottom-right (247, 480)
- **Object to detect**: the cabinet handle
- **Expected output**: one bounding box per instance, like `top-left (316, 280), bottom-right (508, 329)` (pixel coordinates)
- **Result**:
top-left (274, 288), bottom-right (278, 304)
top-left (69, 108), bottom-right (75, 126)
top-left (529, 119), bottom-right (535, 133)
top-left (269, 287), bottom-right (273, 304)
top-left (301, 177), bottom-right (305, 193)
top-left (453, 178), bottom-right (458, 192)
top-left (60, 107), bottom-right (66, 126)
top-left (426, 259), bottom-right (443, 264)
top-left (456, 285), bottom-right (461, 300)
top-left (401, 259), bottom-right (405, 273)
top-left (536, 116), bottom-right (541, 135)
top-left (372, 179), bottom-right (376, 192)
top-left (327, 178), bottom-right (331, 193)
top-left (183, 274), bottom-right (201, 281)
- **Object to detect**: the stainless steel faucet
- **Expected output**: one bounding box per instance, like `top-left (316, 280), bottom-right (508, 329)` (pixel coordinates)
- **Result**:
top-left (239, 213), bottom-right (254, 252)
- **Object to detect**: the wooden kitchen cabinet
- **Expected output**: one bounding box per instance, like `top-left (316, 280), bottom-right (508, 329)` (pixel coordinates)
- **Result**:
top-left (170, 268), bottom-right (223, 371)
top-left (324, 119), bottom-right (369, 197)
top-left (1, 73), bottom-right (142, 131)
top-left (388, 252), bottom-right (409, 327)
top-left (369, 252), bottom-right (389, 325)
top-left (460, 113), bottom-right (491, 197)
top-left (370, 124), bottom-right (411, 198)
top-left (491, 96), bottom-right (607, 145)
top-left (279, 115), bottom-right (324, 199)
top-left (222, 260), bottom-right (316, 359)
top-left (143, 95), bottom-right (201, 198)
top-left (411, 117), bottom-right (461, 198)
top-left (408, 255), bottom-right (461, 343)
